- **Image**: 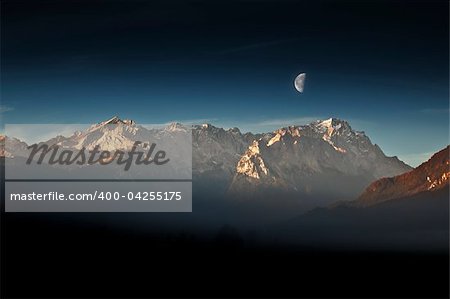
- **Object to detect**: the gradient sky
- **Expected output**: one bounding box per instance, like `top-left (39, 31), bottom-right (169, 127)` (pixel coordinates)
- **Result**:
top-left (1, 0), bottom-right (448, 166)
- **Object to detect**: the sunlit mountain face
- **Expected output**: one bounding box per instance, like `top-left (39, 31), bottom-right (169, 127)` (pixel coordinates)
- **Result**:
top-left (355, 146), bottom-right (449, 206)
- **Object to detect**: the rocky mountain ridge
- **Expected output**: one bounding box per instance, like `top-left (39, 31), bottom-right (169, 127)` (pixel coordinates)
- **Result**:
top-left (228, 118), bottom-right (412, 199)
top-left (2, 116), bottom-right (413, 203)
top-left (354, 146), bottom-right (449, 206)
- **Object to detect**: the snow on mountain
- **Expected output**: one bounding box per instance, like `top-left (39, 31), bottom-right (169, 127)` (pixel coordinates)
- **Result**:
top-left (192, 123), bottom-right (257, 193)
top-left (165, 122), bottom-right (188, 132)
top-left (1, 117), bottom-right (191, 159)
top-left (2, 116), bottom-right (413, 203)
top-left (0, 135), bottom-right (11, 158)
top-left (236, 140), bottom-right (269, 179)
top-left (32, 116), bottom-right (190, 153)
top-left (1, 135), bottom-right (30, 158)
top-left (67, 116), bottom-right (143, 151)
top-left (228, 118), bottom-right (412, 200)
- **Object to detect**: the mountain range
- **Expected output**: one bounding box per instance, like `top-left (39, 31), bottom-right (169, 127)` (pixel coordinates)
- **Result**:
top-left (192, 117), bottom-right (411, 201)
top-left (0, 116), bottom-right (435, 206)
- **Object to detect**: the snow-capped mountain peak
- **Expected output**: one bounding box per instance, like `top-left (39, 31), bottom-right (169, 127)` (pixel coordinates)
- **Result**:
top-left (102, 116), bottom-right (135, 126)
top-left (318, 117), bottom-right (334, 128)
top-left (229, 117), bottom-right (412, 198)
top-left (263, 117), bottom-right (363, 154)
top-left (13, 116), bottom-right (141, 151)
top-left (2, 116), bottom-right (413, 205)
top-left (313, 117), bottom-right (353, 135)
top-left (165, 122), bottom-right (187, 132)
top-left (88, 116), bottom-right (136, 128)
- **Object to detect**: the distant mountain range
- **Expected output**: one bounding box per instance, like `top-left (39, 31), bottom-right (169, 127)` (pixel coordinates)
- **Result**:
top-left (193, 117), bottom-right (411, 200)
top-left (1, 116), bottom-right (418, 204)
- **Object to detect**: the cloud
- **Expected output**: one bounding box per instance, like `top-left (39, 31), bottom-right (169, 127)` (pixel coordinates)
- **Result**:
top-left (0, 105), bottom-right (14, 113)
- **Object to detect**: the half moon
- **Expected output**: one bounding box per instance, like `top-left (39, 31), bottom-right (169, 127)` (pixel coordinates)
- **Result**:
top-left (294, 73), bottom-right (306, 93)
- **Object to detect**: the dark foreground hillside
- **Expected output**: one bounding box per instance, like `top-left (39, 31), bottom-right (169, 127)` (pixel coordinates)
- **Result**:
top-left (1, 157), bottom-right (448, 298)
top-left (1, 211), bottom-right (448, 297)
top-left (1, 212), bottom-right (449, 298)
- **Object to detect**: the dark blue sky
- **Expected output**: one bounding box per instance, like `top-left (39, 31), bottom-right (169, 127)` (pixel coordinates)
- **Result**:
top-left (1, 0), bottom-right (448, 165)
